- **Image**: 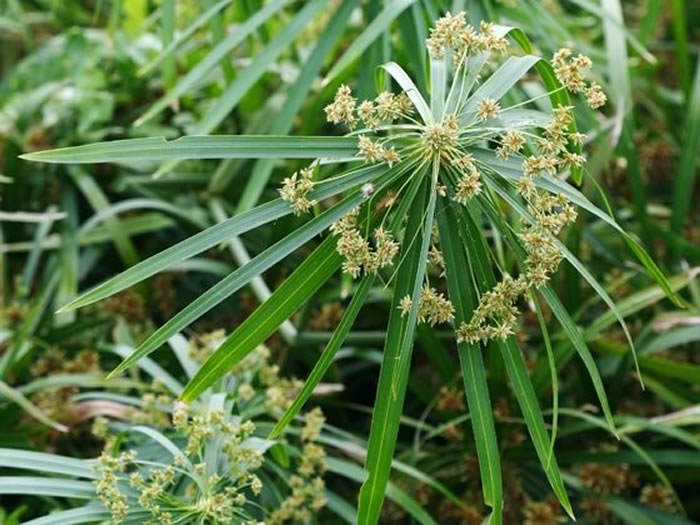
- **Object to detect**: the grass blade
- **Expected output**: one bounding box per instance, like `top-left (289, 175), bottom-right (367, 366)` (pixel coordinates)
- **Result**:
top-left (324, 0), bottom-right (416, 84)
top-left (437, 200), bottom-right (503, 524)
top-left (358, 166), bottom-right (434, 524)
top-left (181, 236), bottom-right (341, 401)
top-left (111, 187), bottom-right (375, 379)
top-left (57, 166), bottom-right (381, 312)
top-left (134, 0), bottom-right (290, 126)
top-left (21, 136), bottom-right (359, 164)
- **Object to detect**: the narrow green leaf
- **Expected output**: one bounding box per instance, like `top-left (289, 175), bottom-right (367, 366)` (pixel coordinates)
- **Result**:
top-left (58, 165), bottom-right (381, 312)
top-left (138, 0), bottom-right (233, 77)
top-left (458, 205), bottom-right (574, 518)
top-left (0, 477), bottom-right (94, 498)
top-left (379, 62), bottom-right (432, 124)
top-left (324, 0), bottom-right (417, 84)
top-left (181, 236), bottom-right (341, 401)
top-left (0, 449), bottom-right (95, 479)
top-left (22, 505), bottom-right (111, 525)
top-left (193, 0), bottom-right (330, 134)
top-left (670, 55), bottom-right (700, 237)
top-left (21, 136), bottom-right (359, 164)
top-left (437, 200), bottom-right (503, 524)
top-left (268, 276), bottom-right (373, 439)
top-left (111, 188), bottom-right (371, 379)
top-left (234, 0), bottom-right (360, 209)
top-left (135, 0), bottom-right (290, 125)
top-left (0, 381), bottom-right (68, 433)
top-left (538, 286), bottom-right (617, 436)
top-left (358, 166), bottom-right (434, 524)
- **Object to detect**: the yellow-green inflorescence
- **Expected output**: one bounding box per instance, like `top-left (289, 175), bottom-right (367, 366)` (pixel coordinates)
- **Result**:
top-left (279, 11), bottom-right (605, 345)
top-left (94, 341), bottom-right (328, 524)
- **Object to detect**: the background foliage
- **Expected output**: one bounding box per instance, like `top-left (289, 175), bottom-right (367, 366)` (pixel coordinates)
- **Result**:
top-left (0, 0), bottom-right (699, 523)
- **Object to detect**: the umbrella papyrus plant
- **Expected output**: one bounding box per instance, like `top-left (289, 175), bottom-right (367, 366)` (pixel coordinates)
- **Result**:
top-left (23, 11), bottom-right (680, 524)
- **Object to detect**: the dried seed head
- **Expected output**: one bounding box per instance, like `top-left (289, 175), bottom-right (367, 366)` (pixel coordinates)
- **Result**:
top-left (476, 98), bottom-right (501, 121)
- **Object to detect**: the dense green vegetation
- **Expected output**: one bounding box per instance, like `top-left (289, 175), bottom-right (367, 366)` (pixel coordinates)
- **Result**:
top-left (1, 1), bottom-right (698, 523)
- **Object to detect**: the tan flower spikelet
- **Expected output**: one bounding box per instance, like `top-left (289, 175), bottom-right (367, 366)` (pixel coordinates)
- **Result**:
top-left (278, 166), bottom-right (316, 215)
top-left (476, 97), bottom-right (501, 121)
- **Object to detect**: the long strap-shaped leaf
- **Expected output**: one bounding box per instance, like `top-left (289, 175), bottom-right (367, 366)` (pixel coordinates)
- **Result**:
top-left (23, 505), bottom-right (112, 525)
top-left (323, 0), bottom-right (417, 84)
top-left (138, 0), bottom-right (234, 77)
top-left (21, 135), bottom-right (359, 164)
top-left (459, 204), bottom-right (574, 519)
top-left (437, 200), bottom-right (503, 525)
top-left (379, 62), bottom-right (432, 124)
top-left (460, 55), bottom-right (541, 121)
top-left (181, 235), bottom-right (341, 401)
top-left (182, 163), bottom-right (417, 400)
top-left (58, 165), bottom-right (380, 312)
top-left (268, 170), bottom-right (426, 438)
top-left (235, 0), bottom-right (360, 211)
top-left (268, 275), bottom-right (374, 439)
top-left (482, 170), bottom-right (641, 385)
top-left (194, 0), bottom-right (329, 134)
top-left (358, 167), bottom-right (435, 524)
top-left (135, 0), bottom-right (291, 126)
top-left (110, 179), bottom-right (385, 378)
top-left (0, 477), bottom-right (95, 498)
top-left (0, 449), bottom-right (95, 479)
top-left (478, 175), bottom-right (620, 434)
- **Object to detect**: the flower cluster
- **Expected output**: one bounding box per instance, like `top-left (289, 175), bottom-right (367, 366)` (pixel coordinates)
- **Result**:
top-left (325, 86), bottom-right (412, 131)
top-left (579, 462), bottom-right (636, 494)
top-left (358, 135), bottom-right (399, 166)
top-left (319, 11), bottom-right (596, 350)
top-left (330, 208), bottom-right (399, 278)
top-left (279, 165), bottom-right (316, 215)
top-left (399, 285), bottom-right (455, 326)
top-left (426, 12), bottom-right (508, 59)
top-left (457, 111), bottom-right (579, 344)
top-left (94, 404), bottom-right (264, 524)
top-left (552, 48), bottom-right (607, 109)
top-left (92, 337), bottom-right (330, 524)
top-left (267, 409), bottom-right (328, 524)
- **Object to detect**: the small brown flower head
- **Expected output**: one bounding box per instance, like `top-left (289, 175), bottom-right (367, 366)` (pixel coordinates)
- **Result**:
top-left (332, 210), bottom-right (398, 278)
top-left (358, 135), bottom-right (384, 163)
top-left (421, 113), bottom-right (460, 155)
top-left (579, 463), bottom-right (634, 495)
top-left (398, 295), bottom-right (413, 316)
top-left (279, 166), bottom-right (316, 215)
top-left (428, 244), bottom-right (445, 272)
top-left (453, 169), bottom-right (482, 204)
top-left (586, 82), bottom-right (607, 109)
top-left (478, 21), bottom-right (508, 53)
top-left (358, 135), bottom-right (400, 166)
top-left (357, 100), bottom-right (379, 128)
top-left (476, 97), bottom-right (500, 121)
top-left (496, 130), bottom-right (525, 159)
top-left (523, 498), bottom-right (565, 525)
top-left (426, 12), bottom-right (467, 58)
top-left (382, 146), bottom-right (400, 167)
top-left (324, 84), bottom-right (357, 128)
top-left (302, 407), bottom-right (325, 442)
top-left (369, 226), bottom-right (400, 272)
top-left (569, 131), bottom-right (587, 145)
top-left (438, 386), bottom-right (464, 412)
top-left (374, 91), bottom-right (408, 121)
top-left (552, 48), bottom-right (592, 93)
top-left (417, 285), bottom-right (455, 326)
top-left (456, 24), bottom-right (480, 57)
top-left (639, 484), bottom-right (676, 514)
